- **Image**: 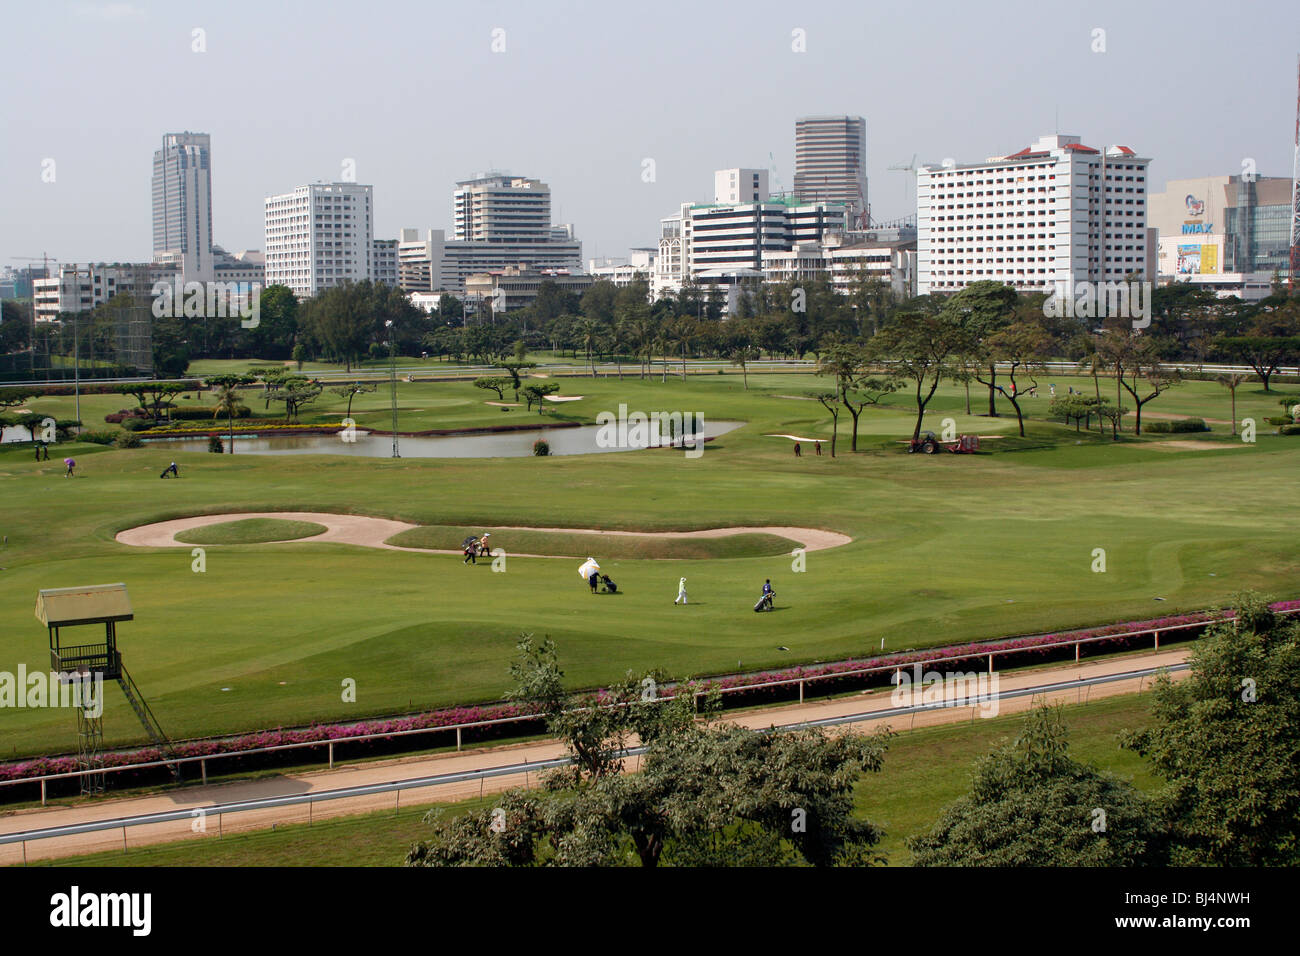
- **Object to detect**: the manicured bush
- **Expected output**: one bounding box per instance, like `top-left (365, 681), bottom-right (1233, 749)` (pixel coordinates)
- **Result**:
top-left (113, 431), bottom-right (143, 448)
top-left (78, 430), bottom-right (116, 445)
top-left (121, 418), bottom-right (153, 432)
top-left (169, 405), bottom-right (251, 421)
top-left (208, 436), bottom-right (225, 453)
top-left (532, 439), bottom-right (550, 456)
top-left (1145, 418), bottom-right (1209, 434)
top-left (1281, 424), bottom-right (1300, 436)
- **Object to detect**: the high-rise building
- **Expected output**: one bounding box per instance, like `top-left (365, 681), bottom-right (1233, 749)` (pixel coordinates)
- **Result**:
top-left (264, 182), bottom-right (374, 298)
top-left (152, 132), bottom-right (214, 281)
top-left (373, 239), bottom-right (399, 287)
top-left (916, 134), bottom-right (1150, 295)
top-left (433, 174), bottom-right (582, 291)
top-left (453, 174), bottom-right (553, 243)
top-left (794, 116), bottom-right (868, 227)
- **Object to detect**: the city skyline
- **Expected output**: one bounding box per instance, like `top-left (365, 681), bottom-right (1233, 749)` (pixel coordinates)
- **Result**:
top-left (1, 0), bottom-right (1296, 268)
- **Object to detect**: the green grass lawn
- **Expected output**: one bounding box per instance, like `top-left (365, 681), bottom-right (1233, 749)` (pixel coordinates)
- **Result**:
top-left (25, 693), bottom-right (1157, 867)
top-left (174, 518), bottom-right (328, 545)
top-left (0, 371), bottom-right (1296, 758)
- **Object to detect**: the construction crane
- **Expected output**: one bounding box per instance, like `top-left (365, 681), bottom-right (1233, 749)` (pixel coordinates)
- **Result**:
top-left (1290, 55), bottom-right (1300, 291)
top-left (888, 154), bottom-right (919, 215)
top-left (768, 152), bottom-right (786, 197)
top-left (10, 253), bottom-right (57, 277)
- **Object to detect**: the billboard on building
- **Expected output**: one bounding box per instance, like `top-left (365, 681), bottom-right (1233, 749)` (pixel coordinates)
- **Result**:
top-left (1200, 244), bottom-right (1218, 274)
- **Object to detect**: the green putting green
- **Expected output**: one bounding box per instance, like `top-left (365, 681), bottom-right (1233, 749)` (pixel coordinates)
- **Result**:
top-left (386, 526), bottom-right (802, 559)
top-left (175, 518), bottom-right (328, 546)
top-left (1, 371), bottom-right (1296, 758)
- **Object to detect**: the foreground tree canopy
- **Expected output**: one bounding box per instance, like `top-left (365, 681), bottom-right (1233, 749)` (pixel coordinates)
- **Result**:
top-left (1121, 593), bottom-right (1300, 866)
top-left (405, 635), bottom-right (890, 867)
top-left (907, 705), bottom-right (1167, 866)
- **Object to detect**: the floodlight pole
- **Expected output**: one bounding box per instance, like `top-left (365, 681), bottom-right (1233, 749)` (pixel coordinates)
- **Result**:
top-left (72, 311), bottom-right (81, 426)
top-left (387, 320), bottom-right (400, 458)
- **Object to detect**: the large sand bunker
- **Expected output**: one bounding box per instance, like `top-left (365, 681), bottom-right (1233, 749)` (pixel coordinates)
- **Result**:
top-left (116, 513), bottom-right (851, 556)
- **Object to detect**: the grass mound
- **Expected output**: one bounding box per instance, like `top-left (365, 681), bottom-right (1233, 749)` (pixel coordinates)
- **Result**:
top-left (386, 525), bottom-right (799, 560)
top-left (175, 518), bottom-right (329, 545)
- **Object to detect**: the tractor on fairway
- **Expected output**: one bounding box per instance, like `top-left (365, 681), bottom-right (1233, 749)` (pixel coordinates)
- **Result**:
top-left (908, 431), bottom-right (941, 454)
top-left (908, 431), bottom-right (980, 455)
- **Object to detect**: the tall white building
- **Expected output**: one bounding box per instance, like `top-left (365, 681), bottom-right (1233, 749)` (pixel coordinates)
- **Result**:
top-left (373, 239), bottom-right (399, 287)
top-left (152, 132), bottom-right (214, 281)
top-left (794, 116), bottom-right (868, 228)
top-left (453, 174), bottom-right (553, 242)
top-left (714, 168), bottom-right (769, 205)
top-left (916, 134), bottom-right (1150, 295)
top-left (264, 182), bottom-right (374, 298)
top-left (436, 174), bottom-right (582, 291)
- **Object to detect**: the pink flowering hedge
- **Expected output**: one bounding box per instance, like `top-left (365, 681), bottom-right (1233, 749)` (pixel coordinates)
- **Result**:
top-left (4, 601), bottom-right (1296, 796)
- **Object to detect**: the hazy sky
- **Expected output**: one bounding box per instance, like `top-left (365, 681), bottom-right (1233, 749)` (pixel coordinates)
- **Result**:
top-left (2, 0), bottom-right (1297, 268)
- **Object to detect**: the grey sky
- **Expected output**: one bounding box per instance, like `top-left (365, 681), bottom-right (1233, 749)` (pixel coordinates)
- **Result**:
top-left (2, 0), bottom-right (1297, 268)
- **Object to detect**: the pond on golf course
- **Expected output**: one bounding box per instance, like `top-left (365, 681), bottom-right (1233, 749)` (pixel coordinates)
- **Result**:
top-left (143, 420), bottom-right (744, 458)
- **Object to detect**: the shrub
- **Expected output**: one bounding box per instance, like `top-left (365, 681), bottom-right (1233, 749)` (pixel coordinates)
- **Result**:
top-left (1264, 417), bottom-right (1291, 426)
top-left (170, 405), bottom-right (250, 421)
top-left (78, 430), bottom-right (116, 445)
top-left (1145, 418), bottom-right (1209, 434)
top-left (208, 436), bottom-right (225, 453)
top-left (1281, 424), bottom-right (1300, 436)
top-left (114, 432), bottom-right (143, 449)
top-left (532, 439), bottom-right (550, 456)
top-left (121, 418), bottom-right (153, 432)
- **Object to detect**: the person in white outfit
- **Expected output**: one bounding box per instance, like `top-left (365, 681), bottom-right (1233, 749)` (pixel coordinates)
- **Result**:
top-left (674, 577), bottom-right (688, 605)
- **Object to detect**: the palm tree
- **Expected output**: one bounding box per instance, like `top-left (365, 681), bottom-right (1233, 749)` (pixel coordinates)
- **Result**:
top-left (653, 325), bottom-right (674, 382)
top-left (576, 317), bottom-right (602, 377)
top-left (671, 317), bottom-right (695, 381)
top-left (1218, 373), bottom-right (1247, 436)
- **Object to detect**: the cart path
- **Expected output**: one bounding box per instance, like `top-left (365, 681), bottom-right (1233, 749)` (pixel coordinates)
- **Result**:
top-left (0, 647), bottom-right (1188, 864)
top-left (114, 512), bottom-right (852, 555)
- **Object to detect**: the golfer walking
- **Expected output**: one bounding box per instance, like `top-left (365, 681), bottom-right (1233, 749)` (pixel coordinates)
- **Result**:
top-left (674, 577), bottom-right (688, 605)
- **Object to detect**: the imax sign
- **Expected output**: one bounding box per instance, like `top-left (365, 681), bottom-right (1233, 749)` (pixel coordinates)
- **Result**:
top-left (1181, 223), bottom-right (1214, 234)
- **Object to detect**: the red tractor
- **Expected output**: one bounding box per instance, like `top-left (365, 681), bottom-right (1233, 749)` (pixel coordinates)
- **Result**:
top-left (908, 431), bottom-right (980, 454)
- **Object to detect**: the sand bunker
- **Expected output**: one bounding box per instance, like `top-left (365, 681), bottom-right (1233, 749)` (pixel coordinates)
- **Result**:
top-left (1138, 440), bottom-right (1246, 451)
top-left (116, 513), bottom-right (851, 555)
top-left (544, 394), bottom-right (583, 402)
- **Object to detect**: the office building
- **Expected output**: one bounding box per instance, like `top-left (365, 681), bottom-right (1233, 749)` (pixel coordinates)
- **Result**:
top-left (152, 132), bottom-right (214, 282)
top-left (794, 116), bottom-right (868, 228)
top-left (264, 182), bottom-right (374, 298)
top-left (916, 134), bottom-right (1150, 295)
